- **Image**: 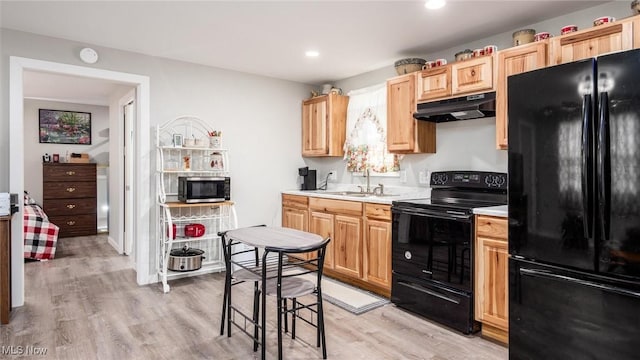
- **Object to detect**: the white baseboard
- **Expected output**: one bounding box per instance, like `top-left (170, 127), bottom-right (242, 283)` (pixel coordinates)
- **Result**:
top-left (107, 236), bottom-right (122, 253)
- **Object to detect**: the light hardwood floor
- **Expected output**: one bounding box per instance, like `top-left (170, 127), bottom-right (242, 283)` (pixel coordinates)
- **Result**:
top-left (1, 235), bottom-right (508, 359)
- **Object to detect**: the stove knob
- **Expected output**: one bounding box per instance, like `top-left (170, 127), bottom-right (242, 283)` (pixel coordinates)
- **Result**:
top-left (432, 173), bottom-right (448, 185)
top-left (404, 251), bottom-right (412, 260)
top-left (485, 174), bottom-right (505, 188)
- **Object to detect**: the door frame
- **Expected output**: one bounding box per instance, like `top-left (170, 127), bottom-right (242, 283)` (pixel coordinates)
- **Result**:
top-left (119, 89), bottom-right (136, 257)
top-left (9, 56), bottom-right (151, 307)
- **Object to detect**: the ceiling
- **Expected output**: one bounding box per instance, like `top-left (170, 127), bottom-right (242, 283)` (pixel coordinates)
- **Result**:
top-left (23, 71), bottom-right (133, 106)
top-left (2, 1), bottom-right (609, 86)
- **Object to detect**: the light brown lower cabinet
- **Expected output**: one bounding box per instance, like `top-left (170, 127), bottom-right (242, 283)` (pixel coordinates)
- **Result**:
top-left (475, 215), bottom-right (509, 345)
top-left (309, 211), bottom-right (335, 269)
top-left (282, 194), bottom-right (391, 297)
top-left (363, 218), bottom-right (392, 289)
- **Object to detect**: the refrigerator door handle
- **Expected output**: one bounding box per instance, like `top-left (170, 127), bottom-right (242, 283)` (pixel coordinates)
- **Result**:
top-left (520, 267), bottom-right (640, 299)
top-left (581, 94), bottom-right (593, 239)
top-left (597, 91), bottom-right (611, 241)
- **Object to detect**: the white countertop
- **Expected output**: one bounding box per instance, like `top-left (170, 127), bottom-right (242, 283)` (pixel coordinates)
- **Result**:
top-left (473, 205), bottom-right (508, 217)
top-left (282, 187), bottom-right (430, 205)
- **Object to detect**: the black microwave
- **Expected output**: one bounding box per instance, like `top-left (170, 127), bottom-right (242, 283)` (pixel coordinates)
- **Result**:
top-left (178, 176), bottom-right (230, 203)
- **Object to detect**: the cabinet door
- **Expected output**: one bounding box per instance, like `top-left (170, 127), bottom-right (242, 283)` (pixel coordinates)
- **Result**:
top-left (496, 42), bottom-right (547, 149)
top-left (451, 56), bottom-right (494, 95)
top-left (282, 207), bottom-right (308, 232)
top-left (417, 66), bottom-right (451, 101)
top-left (333, 214), bottom-right (362, 278)
top-left (387, 74), bottom-right (416, 152)
top-left (363, 219), bottom-right (391, 289)
top-left (302, 97), bottom-right (328, 156)
top-left (478, 236), bottom-right (509, 331)
top-left (310, 211), bottom-right (334, 269)
top-left (548, 19), bottom-right (637, 65)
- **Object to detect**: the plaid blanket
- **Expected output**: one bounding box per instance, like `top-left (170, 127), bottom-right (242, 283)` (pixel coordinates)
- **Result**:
top-left (24, 204), bottom-right (59, 260)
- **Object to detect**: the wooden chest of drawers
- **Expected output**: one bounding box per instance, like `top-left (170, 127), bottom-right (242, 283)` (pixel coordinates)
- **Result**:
top-left (43, 163), bottom-right (97, 238)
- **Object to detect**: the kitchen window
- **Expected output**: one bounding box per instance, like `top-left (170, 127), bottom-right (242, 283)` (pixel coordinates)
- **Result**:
top-left (343, 83), bottom-right (400, 173)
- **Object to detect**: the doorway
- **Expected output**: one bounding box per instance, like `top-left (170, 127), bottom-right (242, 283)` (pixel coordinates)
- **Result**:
top-left (9, 57), bottom-right (151, 307)
top-left (121, 91), bottom-right (135, 257)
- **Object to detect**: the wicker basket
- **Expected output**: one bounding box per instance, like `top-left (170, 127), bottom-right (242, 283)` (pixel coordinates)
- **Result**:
top-left (394, 58), bottom-right (426, 75)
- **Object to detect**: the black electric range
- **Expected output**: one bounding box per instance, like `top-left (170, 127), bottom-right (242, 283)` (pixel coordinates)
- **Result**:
top-left (390, 171), bottom-right (507, 334)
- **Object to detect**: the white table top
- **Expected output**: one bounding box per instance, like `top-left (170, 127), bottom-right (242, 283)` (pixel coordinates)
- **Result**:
top-left (225, 226), bottom-right (325, 251)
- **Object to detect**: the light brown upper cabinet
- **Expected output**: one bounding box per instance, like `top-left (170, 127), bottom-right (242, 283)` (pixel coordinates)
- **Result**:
top-left (451, 55), bottom-right (495, 95)
top-left (302, 93), bottom-right (349, 157)
top-left (548, 15), bottom-right (640, 65)
top-left (417, 55), bottom-right (495, 103)
top-left (386, 73), bottom-right (436, 154)
top-left (496, 42), bottom-right (548, 149)
top-left (417, 66), bottom-right (451, 101)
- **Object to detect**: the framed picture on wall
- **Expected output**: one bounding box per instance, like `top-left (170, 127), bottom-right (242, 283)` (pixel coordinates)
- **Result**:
top-left (39, 109), bottom-right (92, 144)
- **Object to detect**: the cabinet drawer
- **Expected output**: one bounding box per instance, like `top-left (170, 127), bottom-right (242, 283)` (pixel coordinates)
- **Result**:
top-left (365, 203), bottom-right (391, 221)
top-left (282, 194), bottom-right (308, 210)
top-left (43, 198), bottom-right (96, 216)
top-left (44, 182), bottom-right (97, 199)
top-left (451, 55), bottom-right (494, 95)
top-left (49, 214), bottom-right (97, 238)
top-left (309, 197), bottom-right (362, 216)
top-left (476, 216), bottom-right (508, 240)
top-left (43, 164), bottom-right (96, 182)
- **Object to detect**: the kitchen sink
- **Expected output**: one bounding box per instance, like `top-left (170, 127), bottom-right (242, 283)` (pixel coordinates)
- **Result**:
top-left (323, 191), bottom-right (368, 197)
top-left (321, 191), bottom-right (398, 198)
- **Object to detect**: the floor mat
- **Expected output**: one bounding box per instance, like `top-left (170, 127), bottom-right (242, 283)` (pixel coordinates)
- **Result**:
top-left (298, 273), bottom-right (390, 315)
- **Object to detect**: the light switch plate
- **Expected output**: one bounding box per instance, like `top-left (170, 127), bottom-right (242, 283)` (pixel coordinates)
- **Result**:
top-left (399, 170), bottom-right (407, 183)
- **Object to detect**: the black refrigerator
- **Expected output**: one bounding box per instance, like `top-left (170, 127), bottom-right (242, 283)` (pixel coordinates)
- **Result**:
top-left (508, 48), bottom-right (640, 359)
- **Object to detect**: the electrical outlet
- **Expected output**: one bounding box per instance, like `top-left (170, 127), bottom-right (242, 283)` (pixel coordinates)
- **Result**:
top-left (399, 170), bottom-right (407, 183)
top-left (328, 170), bottom-right (337, 181)
top-left (419, 170), bottom-right (429, 184)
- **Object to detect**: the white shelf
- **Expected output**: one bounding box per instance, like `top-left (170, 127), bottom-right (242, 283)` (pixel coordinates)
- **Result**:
top-left (156, 115), bottom-right (236, 293)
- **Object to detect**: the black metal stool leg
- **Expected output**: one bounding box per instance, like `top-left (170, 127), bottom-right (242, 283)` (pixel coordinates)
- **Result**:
top-left (253, 282), bottom-right (261, 352)
top-left (292, 298), bottom-right (297, 339)
top-left (220, 273), bottom-right (229, 335)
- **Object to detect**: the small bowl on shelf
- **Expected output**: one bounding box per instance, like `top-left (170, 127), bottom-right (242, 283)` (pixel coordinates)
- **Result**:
top-left (561, 25), bottom-right (578, 35)
top-left (593, 16), bottom-right (615, 26)
top-left (454, 49), bottom-right (473, 61)
top-left (394, 58), bottom-right (426, 75)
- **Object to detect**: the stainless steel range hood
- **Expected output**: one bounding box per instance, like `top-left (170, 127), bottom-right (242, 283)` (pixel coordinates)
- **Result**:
top-left (413, 92), bottom-right (496, 122)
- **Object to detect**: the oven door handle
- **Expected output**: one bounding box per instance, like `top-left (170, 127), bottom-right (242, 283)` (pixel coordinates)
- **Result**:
top-left (397, 280), bottom-right (460, 304)
top-left (393, 208), bottom-right (473, 222)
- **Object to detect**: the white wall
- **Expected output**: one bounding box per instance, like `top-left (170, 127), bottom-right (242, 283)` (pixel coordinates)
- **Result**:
top-left (308, 1), bottom-right (632, 189)
top-left (1, 28), bottom-right (313, 283)
top-left (23, 99), bottom-right (109, 204)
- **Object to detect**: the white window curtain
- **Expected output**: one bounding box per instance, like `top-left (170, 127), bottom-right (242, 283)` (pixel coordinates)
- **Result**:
top-left (343, 83), bottom-right (400, 173)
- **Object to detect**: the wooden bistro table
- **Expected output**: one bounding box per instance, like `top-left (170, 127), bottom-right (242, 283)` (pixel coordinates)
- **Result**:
top-left (221, 226), bottom-right (325, 360)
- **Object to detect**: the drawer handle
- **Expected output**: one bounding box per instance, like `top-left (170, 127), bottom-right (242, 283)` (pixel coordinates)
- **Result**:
top-left (66, 187), bottom-right (76, 193)
top-left (66, 171), bottom-right (76, 176)
top-left (67, 220), bottom-right (76, 226)
top-left (66, 204), bottom-right (76, 209)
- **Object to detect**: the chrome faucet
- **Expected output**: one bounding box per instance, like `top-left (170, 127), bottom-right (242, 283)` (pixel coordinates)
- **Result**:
top-left (373, 183), bottom-right (384, 195)
top-left (357, 168), bottom-right (371, 193)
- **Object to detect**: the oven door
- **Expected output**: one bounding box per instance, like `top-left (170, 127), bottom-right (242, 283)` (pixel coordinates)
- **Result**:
top-left (392, 206), bottom-right (474, 292)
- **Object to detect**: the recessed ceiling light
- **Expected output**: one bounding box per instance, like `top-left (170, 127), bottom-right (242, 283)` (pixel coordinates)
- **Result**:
top-left (305, 50), bottom-right (320, 57)
top-left (424, 0), bottom-right (446, 10)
